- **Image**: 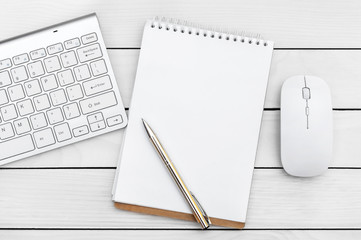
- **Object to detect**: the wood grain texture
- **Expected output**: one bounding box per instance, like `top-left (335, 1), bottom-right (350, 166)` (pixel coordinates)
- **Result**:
top-left (1, 230), bottom-right (361, 240)
top-left (0, 169), bottom-right (361, 229)
top-left (1, 0), bottom-right (361, 48)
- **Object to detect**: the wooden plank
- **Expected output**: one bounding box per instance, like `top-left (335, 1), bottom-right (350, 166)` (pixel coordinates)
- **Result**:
top-left (1, 0), bottom-right (361, 48)
top-left (5, 111), bottom-right (361, 168)
top-left (1, 230), bottom-right (360, 240)
top-left (0, 169), bottom-right (360, 229)
top-left (107, 50), bottom-right (361, 109)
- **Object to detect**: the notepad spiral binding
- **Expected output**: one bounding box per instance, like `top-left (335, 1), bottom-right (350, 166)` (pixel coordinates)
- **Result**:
top-left (150, 17), bottom-right (269, 47)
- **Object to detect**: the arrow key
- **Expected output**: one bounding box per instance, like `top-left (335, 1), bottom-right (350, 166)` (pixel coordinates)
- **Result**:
top-left (107, 115), bottom-right (123, 127)
top-left (72, 125), bottom-right (89, 137)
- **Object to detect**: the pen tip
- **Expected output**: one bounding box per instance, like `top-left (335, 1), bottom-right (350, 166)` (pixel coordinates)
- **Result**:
top-left (141, 118), bottom-right (149, 130)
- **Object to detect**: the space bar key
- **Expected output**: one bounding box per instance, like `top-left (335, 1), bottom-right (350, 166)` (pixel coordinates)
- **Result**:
top-left (0, 135), bottom-right (35, 161)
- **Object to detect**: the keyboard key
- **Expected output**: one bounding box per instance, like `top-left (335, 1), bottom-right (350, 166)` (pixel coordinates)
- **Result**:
top-left (41, 75), bottom-right (58, 91)
top-left (11, 66), bottom-right (28, 82)
top-left (24, 79), bottom-right (42, 96)
top-left (60, 51), bottom-right (78, 68)
top-left (90, 59), bottom-right (107, 76)
top-left (107, 115), bottom-right (123, 127)
top-left (66, 84), bottom-right (83, 101)
top-left (73, 125), bottom-right (89, 137)
top-left (47, 43), bottom-right (63, 55)
top-left (77, 43), bottom-right (102, 63)
top-left (33, 128), bottom-right (55, 148)
top-left (57, 69), bottom-right (75, 86)
top-left (64, 38), bottom-right (81, 49)
top-left (0, 134), bottom-right (35, 160)
top-left (44, 56), bottom-right (61, 73)
top-left (13, 53), bottom-right (29, 65)
top-left (87, 112), bottom-right (103, 124)
top-left (8, 84), bottom-right (25, 101)
top-left (63, 102), bottom-right (80, 120)
top-left (83, 75), bottom-right (112, 96)
top-left (0, 89), bottom-right (9, 105)
top-left (50, 89), bottom-right (67, 106)
top-left (0, 59), bottom-right (12, 70)
top-left (17, 99), bottom-right (34, 116)
top-left (30, 48), bottom-right (46, 60)
top-left (33, 94), bottom-right (51, 111)
top-left (79, 91), bottom-right (117, 114)
top-left (0, 122), bottom-right (15, 140)
top-left (28, 61), bottom-right (45, 78)
top-left (81, 33), bottom-right (98, 44)
top-left (54, 123), bottom-right (71, 142)
top-left (73, 64), bottom-right (91, 81)
top-left (0, 71), bottom-right (12, 87)
top-left (1, 104), bottom-right (18, 121)
top-left (30, 112), bottom-right (48, 130)
top-left (90, 120), bottom-right (106, 132)
top-left (14, 118), bottom-right (31, 134)
top-left (47, 108), bottom-right (64, 125)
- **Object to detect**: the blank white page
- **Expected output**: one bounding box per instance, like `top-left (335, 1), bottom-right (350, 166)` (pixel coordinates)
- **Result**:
top-left (113, 19), bottom-right (273, 224)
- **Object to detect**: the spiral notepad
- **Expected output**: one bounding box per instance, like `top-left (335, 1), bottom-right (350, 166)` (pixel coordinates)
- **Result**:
top-left (112, 18), bottom-right (274, 228)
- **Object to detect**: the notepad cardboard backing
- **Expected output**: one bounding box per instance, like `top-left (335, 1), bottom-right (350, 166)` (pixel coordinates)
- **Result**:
top-left (114, 203), bottom-right (245, 229)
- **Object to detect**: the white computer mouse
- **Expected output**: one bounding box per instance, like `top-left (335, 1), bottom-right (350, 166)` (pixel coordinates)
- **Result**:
top-left (281, 75), bottom-right (333, 177)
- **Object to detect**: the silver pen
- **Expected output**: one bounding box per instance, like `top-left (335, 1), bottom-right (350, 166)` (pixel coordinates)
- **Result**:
top-left (142, 119), bottom-right (211, 229)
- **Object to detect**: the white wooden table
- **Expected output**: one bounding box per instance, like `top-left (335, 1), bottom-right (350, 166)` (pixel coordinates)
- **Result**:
top-left (1, 0), bottom-right (361, 239)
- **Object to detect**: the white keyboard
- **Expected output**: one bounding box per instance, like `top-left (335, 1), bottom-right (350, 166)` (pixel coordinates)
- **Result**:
top-left (0, 13), bottom-right (127, 165)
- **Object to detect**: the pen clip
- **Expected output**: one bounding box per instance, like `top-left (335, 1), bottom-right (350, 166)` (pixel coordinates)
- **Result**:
top-left (190, 192), bottom-right (212, 226)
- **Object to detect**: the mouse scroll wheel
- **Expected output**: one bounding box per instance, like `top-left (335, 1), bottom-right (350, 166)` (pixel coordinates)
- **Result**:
top-left (302, 87), bottom-right (311, 100)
